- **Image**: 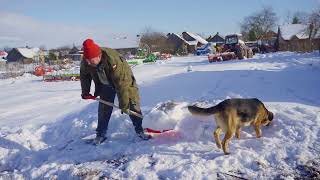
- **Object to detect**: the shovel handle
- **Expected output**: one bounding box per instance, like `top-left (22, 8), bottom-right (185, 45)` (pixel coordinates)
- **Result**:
top-left (95, 98), bottom-right (143, 119)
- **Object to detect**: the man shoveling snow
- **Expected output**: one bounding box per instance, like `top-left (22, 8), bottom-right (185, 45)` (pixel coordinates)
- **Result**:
top-left (80, 39), bottom-right (152, 145)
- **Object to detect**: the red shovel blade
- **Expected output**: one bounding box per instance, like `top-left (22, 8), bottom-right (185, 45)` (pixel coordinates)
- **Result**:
top-left (144, 128), bottom-right (173, 134)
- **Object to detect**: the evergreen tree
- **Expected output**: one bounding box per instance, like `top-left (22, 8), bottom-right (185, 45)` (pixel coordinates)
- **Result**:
top-left (248, 29), bottom-right (257, 41)
top-left (292, 16), bottom-right (299, 24)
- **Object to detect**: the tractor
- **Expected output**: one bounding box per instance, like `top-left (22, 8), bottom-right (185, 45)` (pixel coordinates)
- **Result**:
top-left (208, 34), bottom-right (253, 62)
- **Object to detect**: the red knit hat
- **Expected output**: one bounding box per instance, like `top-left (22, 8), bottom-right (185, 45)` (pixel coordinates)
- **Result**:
top-left (82, 39), bottom-right (101, 60)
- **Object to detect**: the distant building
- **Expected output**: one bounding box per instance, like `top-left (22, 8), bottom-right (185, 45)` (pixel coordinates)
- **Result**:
top-left (167, 33), bottom-right (189, 55)
top-left (166, 32), bottom-right (208, 54)
top-left (207, 32), bottom-right (225, 45)
top-left (50, 47), bottom-right (71, 60)
top-left (0, 57), bottom-right (6, 66)
top-left (181, 32), bottom-right (208, 54)
top-left (260, 30), bottom-right (278, 47)
top-left (67, 46), bottom-right (83, 61)
top-left (0, 50), bottom-right (8, 59)
top-left (276, 24), bottom-right (320, 52)
top-left (182, 32), bottom-right (208, 46)
top-left (6, 47), bottom-right (40, 64)
top-left (114, 47), bottom-right (138, 57)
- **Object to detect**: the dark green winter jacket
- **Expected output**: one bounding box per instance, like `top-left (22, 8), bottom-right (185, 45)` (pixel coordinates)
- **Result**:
top-left (80, 48), bottom-right (140, 111)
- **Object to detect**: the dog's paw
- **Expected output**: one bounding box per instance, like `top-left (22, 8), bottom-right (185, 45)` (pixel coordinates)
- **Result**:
top-left (256, 135), bottom-right (262, 138)
top-left (216, 143), bottom-right (222, 149)
top-left (224, 152), bottom-right (230, 155)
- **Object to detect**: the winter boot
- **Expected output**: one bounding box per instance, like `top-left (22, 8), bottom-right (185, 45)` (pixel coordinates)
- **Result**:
top-left (136, 131), bottom-right (152, 140)
top-left (93, 135), bottom-right (107, 145)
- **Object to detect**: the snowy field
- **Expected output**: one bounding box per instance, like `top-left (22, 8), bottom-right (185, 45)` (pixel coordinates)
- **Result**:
top-left (0, 52), bottom-right (320, 179)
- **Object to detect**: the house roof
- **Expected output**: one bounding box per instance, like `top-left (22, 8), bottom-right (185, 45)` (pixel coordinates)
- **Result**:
top-left (184, 32), bottom-right (208, 44)
top-left (280, 24), bottom-right (309, 40)
top-left (171, 33), bottom-right (198, 45)
top-left (185, 41), bottom-right (198, 45)
top-left (207, 33), bottom-right (225, 43)
top-left (173, 33), bottom-right (187, 42)
top-left (212, 33), bottom-right (225, 39)
top-left (0, 50), bottom-right (8, 58)
top-left (16, 48), bottom-right (40, 58)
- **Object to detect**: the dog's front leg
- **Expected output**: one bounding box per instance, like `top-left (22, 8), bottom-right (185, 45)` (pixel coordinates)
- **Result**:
top-left (254, 125), bottom-right (262, 138)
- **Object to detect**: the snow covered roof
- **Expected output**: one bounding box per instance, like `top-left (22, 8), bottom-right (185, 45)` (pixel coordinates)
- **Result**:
top-left (0, 50), bottom-right (8, 58)
top-left (172, 33), bottom-right (198, 46)
top-left (280, 24), bottom-right (309, 40)
top-left (16, 48), bottom-right (39, 58)
top-left (173, 33), bottom-right (186, 42)
top-left (185, 40), bottom-right (198, 46)
top-left (184, 32), bottom-right (208, 44)
top-left (213, 33), bottom-right (225, 38)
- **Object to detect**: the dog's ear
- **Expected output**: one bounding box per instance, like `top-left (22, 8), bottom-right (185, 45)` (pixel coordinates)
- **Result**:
top-left (268, 111), bottom-right (274, 121)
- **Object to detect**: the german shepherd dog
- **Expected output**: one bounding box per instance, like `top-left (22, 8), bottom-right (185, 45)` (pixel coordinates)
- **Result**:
top-left (188, 98), bottom-right (273, 155)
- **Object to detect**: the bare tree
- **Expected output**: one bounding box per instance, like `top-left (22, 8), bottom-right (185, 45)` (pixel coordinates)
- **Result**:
top-left (306, 8), bottom-right (320, 52)
top-left (240, 6), bottom-right (278, 41)
top-left (139, 27), bottom-right (175, 53)
top-left (284, 10), bottom-right (293, 24)
top-left (285, 11), bottom-right (309, 24)
top-left (293, 11), bottom-right (309, 24)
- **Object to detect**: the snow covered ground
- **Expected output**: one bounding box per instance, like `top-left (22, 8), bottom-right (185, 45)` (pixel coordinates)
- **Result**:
top-left (0, 52), bottom-right (320, 179)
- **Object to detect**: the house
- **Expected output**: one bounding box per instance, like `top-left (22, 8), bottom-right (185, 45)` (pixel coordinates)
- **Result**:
top-left (167, 33), bottom-right (189, 54)
top-left (114, 47), bottom-right (139, 57)
top-left (181, 32), bottom-right (208, 54)
top-left (259, 30), bottom-right (278, 48)
top-left (67, 46), bottom-right (83, 61)
top-left (276, 24), bottom-right (320, 52)
top-left (0, 57), bottom-right (6, 66)
top-left (6, 47), bottom-right (40, 64)
top-left (207, 32), bottom-right (225, 45)
top-left (167, 32), bottom-right (208, 54)
top-left (0, 50), bottom-right (8, 59)
top-left (182, 32), bottom-right (208, 46)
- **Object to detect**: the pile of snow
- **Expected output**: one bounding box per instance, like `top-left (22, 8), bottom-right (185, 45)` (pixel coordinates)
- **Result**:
top-left (0, 52), bottom-right (319, 179)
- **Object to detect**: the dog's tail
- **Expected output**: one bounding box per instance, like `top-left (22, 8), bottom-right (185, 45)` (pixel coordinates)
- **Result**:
top-left (188, 105), bottom-right (219, 116)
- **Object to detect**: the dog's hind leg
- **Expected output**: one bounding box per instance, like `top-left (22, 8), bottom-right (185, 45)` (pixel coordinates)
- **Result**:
top-left (235, 127), bottom-right (241, 139)
top-left (214, 127), bottom-right (222, 149)
top-left (222, 130), bottom-right (234, 155)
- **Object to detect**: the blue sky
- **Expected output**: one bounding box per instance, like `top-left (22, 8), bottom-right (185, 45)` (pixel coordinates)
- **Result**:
top-left (0, 0), bottom-right (318, 48)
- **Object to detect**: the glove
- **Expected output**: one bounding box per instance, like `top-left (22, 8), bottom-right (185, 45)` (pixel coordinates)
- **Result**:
top-left (81, 94), bottom-right (96, 100)
top-left (121, 108), bottom-right (129, 115)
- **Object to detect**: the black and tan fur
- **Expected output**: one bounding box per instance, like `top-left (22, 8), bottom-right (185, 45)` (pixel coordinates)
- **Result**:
top-left (188, 98), bottom-right (273, 155)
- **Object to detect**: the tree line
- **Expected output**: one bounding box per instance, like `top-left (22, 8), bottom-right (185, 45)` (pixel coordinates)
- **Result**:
top-left (140, 6), bottom-right (319, 54)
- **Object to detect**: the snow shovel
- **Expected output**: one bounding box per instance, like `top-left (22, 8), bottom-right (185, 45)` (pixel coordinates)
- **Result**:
top-left (95, 98), bottom-right (174, 136)
top-left (95, 97), bottom-right (143, 119)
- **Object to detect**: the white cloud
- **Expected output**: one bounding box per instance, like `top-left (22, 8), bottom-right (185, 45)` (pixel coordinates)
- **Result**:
top-left (0, 12), bottom-right (138, 49)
